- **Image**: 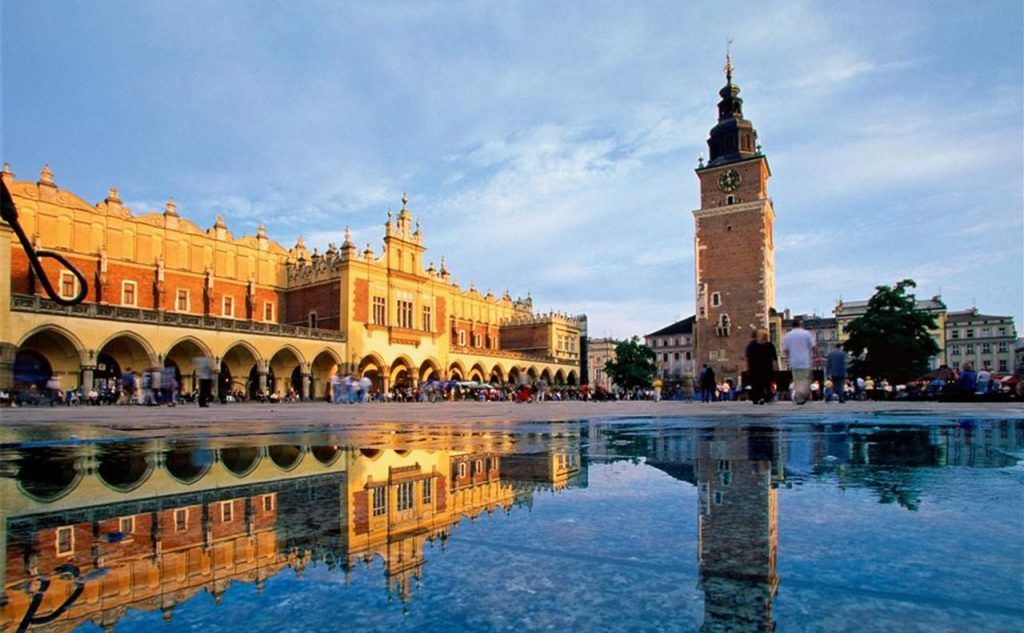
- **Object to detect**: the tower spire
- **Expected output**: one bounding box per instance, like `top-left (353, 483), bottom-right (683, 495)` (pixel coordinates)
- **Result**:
top-left (724, 37), bottom-right (734, 83)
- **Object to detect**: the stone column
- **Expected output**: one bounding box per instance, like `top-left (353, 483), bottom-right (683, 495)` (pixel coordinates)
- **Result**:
top-left (0, 222), bottom-right (12, 390)
top-left (301, 373), bottom-right (311, 400)
top-left (258, 369), bottom-right (268, 393)
top-left (81, 365), bottom-right (96, 391)
top-left (0, 343), bottom-right (15, 391)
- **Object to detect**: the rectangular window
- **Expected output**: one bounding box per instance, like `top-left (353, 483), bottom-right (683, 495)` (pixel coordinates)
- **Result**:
top-left (982, 343), bottom-right (992, 354)
top-left (674, 352), bottom-right (680, 360)
top-left (60, 271), bottom-right (78, 300)
top-left (458, 462), bottom-right (467, 478)
top-left (489, 457), bottom-right (499, 471)
top-left (663, 353), bottom-right (669, 362)
top-left (422, 479), bottom-right (432, 505)
top-left (174, 508), bottom-right (188, 531)
top-left (262, 494), bottom-right (275, 512)
top-left (474, 333), bottom-right (482, 348)
top-left (263, 301), bottom-right (275, 322)
top-left (372, 296), bottom-right (386, 325)
top-left (458, 330), bottom-right (467, 346)
top-left (221, 501), bottom-right (233, 522)
top-left (422, 305), bottom-right (432, 332)
top-left (56, 526), bottom-right (74, 556)
top-left (121, 280), bottom-right (137, 306)
top-left (713, 491), bottom-right (725, 506)
top-left (951, 345), bottom-right (960, 355)
top-left (372, 487), bottom-right (387, 516)
top-left (308, 312), bottom-right (318, 329)
top-left (711, 292), bottom-right (721, 307)
top-left (982, 328), bottom-right (990, 337)
top-left (222, 295), bottom-right (234, 317)
top-left (176, 289), bottom-right (190, 312)
top-left (398, 481), bottom-right (414, 511)
top-left (397, 300), bottom-right (414, 329)
top-left (119, 516), bottom-right (135, 535)
top-left (999, 360), bottom-right (1008, 372)
top-left (966, 344), bottom-right (975, 355)
top-left (997, 342), bottom-right (1008, 353)
top-left (951, 329), bottom-right (959, 339)
top-left (966, 329), bottom-right (974, 338)
top-left (998, 327), bottom-right (1007, 337)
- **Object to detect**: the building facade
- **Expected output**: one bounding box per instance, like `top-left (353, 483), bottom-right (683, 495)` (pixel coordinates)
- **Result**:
top-left (692, 57), bottom-right (776, 385)
top-left (644, 316), bottom-right (696, 381)
top-left (586, 337), bottom-right (619, 391)
top-left (0, 165), bottom-right (581, 397)
top-left (835, 296), bottom-right (947, 371)
top-left (944, 309), bottom-right (1017, 374)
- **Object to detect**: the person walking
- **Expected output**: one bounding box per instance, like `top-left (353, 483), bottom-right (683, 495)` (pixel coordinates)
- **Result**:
top-left (699, 364), bottom-right (717, 403)
top-left (782, 317), bottom-right (816, 405)
top-left (825, 343), bottom-right (848, 403)
top-left (745, 328), bottom-right (778, 405)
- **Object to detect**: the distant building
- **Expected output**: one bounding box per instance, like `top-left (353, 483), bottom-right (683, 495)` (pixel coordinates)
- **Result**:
top-left (835, 296), bottom-right (947, 370)
top-left (779, 313), bottom-right (838, 371)
top-left (587, 337), bottom-right (619, 391)
top-left (944, 309), bottom-right (1018, 374)
top-left (644, 316), bottom-right (696, 381)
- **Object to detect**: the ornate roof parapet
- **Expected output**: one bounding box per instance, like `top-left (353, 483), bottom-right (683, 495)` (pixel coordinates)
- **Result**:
top-left (256, 223), bottom-right (269, 251)
top-left (439, 256), bottom-right (450, 282)
top-left (363, 243), bottom-right (375, 261)
top-left (341, 225), bottom-right (356, 259)
top-left (1, 163), bottom-right (13, 186)
top-left (500, 310), bottom-right (585, 329)
top-left (164, 197), bottom-right (179, 217)
top-left (37, 164), bottom-right (58, 201)
top-left (211, 215), bottom-right (231, 240)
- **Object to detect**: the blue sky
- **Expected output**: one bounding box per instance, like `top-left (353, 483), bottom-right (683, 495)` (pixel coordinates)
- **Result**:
top-left (3, 1), bottom-right (1022, 338)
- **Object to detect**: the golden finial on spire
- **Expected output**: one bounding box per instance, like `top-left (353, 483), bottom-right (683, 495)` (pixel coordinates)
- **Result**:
top-left (724, 37), bottom-right (734, 82)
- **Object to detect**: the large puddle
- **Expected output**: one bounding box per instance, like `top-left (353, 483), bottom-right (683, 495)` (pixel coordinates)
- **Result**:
top-left (2, 417), bottom-right (1022, 631)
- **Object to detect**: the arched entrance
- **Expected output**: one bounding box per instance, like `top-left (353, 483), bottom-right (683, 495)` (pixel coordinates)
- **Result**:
top-left (98, 333), bottom-right (156, 378)
top-left (311, 350), bottom-right (341, 400)
top-left (16, 327), bottom-right (83, 390)
top-left (357, 354), bottom-right (386, 393)
top-left (390, 357), bottom-right (414, 390)
top-left (221, 342), bottom-right (261, 400)
top-left (489, 364), bottom-right (505, 385)
top-left (508, 366), bottom-right (522, 385)
top-left (540, 368), bottom-right (553, 384)
top-left (469, 363), bottom-right (486, 382)
top-left (554, 369), bottom-right (566, 386)
top-left (448, 361), bottom-right (465, 381)
top-left (269, 346), bottom-right (303, 395)
top-left (419, 358), bottom-right (441, 383)
top-left (164, 337), bottom-right (211, 395)
top-left (567, 370), bottom-right (579, 386)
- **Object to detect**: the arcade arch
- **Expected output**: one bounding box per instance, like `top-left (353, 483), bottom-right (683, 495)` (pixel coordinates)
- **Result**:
top-left (163, 337), bottom-right (212, 394)
top-left (390, 356), bottom-right (415, 389)
top-left (419, 358), bottom-right (442, 383)
top-left (220, 446), bottom-right (262, 476)
top-left (489, 364), bottom-right (505, 385)
top-left (310, 349), bottom-right (341, 400)
top-left (15, 326), bottom-right (84, 390)
top-left (220, 342), bottom-right (261, 400)
top-left (268, 346), bottom-right (304, 395)
top-left (358, 354), bottom-right (386, 393)
top-left (97, 332), bottom-right (157, 376)
top-left (469, 363), bottom-right (487, 382)
top-left (448, 361), bottom-right (465, 381)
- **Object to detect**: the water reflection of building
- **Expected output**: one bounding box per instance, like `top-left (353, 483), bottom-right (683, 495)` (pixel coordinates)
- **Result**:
top-left (1, 438), bottom-right (581, 629)
top-left (696, 427), bottom-right (781, 633)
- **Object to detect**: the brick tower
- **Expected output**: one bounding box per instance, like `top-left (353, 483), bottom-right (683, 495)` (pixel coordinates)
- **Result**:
top-left (692, 53), bottom-right (776, 385)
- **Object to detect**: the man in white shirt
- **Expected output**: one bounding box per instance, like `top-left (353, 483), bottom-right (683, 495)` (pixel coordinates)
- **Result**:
top-left (782, 317), bottom-right (816, 405)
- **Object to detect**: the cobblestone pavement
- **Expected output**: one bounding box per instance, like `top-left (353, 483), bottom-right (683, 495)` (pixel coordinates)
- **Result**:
top-left (1, 399), bottom-right (1021, 436)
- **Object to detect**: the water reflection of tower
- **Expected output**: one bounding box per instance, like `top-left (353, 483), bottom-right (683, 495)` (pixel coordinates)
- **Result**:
top-left (696, 426), bottom-right (782, 633)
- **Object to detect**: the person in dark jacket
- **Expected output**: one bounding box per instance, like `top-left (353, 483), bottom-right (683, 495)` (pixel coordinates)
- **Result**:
top-left (699, 364), bottom-right (717, 403)
top-left (745, 328), bottom-right (778, 404)
top-left (825, 343), bottom-right (848, 403)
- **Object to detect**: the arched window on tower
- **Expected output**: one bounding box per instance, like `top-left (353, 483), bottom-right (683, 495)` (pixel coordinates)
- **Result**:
top-left (716, 314), bottom-right (731, 337)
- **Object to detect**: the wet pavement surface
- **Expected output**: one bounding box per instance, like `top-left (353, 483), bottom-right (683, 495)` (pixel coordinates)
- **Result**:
top-left (1, 414), bottom-right (1022, 632)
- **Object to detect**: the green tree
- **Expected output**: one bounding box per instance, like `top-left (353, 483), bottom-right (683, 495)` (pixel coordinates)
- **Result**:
top-left (604, 337), bottom-right (658, 390)
top-left (843, 279), bottom-right (940, 384)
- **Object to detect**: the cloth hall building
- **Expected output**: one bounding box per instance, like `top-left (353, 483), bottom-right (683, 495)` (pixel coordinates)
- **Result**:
top-left (0, 165), bottom-right (582, 399)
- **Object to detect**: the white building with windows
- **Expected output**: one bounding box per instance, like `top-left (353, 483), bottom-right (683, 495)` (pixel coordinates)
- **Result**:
top-left (944, 309), bottom-right (1017, 375)
top-left (644, 316), bottom-right (696, 381)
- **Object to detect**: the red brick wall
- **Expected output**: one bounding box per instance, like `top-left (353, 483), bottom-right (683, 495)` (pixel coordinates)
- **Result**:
top-left (435, 473), bottom-right (447, 511)
top-left (436, 297), bottom-right (446, 334)
top-left (285, 281), bottom-right (340, 329)
top-left (353, 490), bottom-right (369, 535)
top-left (352, 278), bottom-right (368, 323)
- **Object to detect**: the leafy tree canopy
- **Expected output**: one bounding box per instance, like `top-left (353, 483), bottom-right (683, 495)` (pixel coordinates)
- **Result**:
top-left (843, 279), bottom-right (940, 384)
top-left (604, 336), bottom-right (658, 390)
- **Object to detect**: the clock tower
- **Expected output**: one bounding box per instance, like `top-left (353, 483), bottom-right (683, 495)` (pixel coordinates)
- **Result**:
top-left (692, 54), bottom-right (776, 384)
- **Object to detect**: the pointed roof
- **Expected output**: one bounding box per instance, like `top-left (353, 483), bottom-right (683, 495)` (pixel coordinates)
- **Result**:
top-left (646, 315), bottom-right (695, 337)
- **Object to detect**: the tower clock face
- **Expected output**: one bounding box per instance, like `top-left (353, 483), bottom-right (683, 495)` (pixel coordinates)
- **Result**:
top-left (718, 169), bottom-right (741, 192)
